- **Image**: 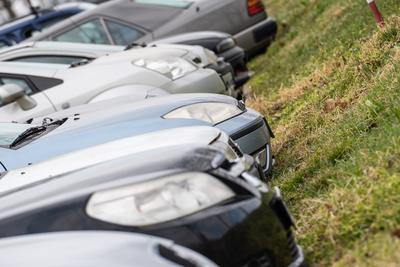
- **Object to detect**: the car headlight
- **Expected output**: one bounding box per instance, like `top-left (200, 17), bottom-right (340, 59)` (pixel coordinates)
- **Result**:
top-left (163, 102), bottom-right (244, 125)
top-left (132, 58), bottom-right (197, 80)
top-left (86, 172), bottom-right (234, 227)
top-left (209, 132), bottom-right (241, 161)
top-left (216, 37), bottom-right (236, 53)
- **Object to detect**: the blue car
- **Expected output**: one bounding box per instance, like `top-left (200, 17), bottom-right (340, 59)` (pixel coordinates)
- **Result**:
top-left (0, 93), bottom-right (274, 175)
top-left (0, 3), bottom-right (95, 48)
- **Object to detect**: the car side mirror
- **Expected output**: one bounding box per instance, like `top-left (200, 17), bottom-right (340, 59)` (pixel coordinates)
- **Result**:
top-left (0, 84), bottom-right (37, 110)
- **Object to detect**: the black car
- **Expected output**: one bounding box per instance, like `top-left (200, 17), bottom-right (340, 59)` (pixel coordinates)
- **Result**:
top-left (0, 145), bottom-right (304, 267)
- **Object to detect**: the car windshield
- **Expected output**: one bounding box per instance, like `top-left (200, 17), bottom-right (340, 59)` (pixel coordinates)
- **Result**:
top-left (0, 123), bottom-right (32, 147)
top-left (135, 0), bottom-right (193, 8)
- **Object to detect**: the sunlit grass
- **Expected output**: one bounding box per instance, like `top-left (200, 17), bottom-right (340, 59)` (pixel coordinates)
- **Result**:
top-left (248, 0), bottom-right (400, 265)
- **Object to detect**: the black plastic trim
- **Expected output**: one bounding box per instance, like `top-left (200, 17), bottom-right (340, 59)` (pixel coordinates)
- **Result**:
top-left (230, 117), bottom-right (265, 140)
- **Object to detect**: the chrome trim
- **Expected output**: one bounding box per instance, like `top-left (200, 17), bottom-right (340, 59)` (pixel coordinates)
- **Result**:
top-left (288, 245), bottom-right (305, 267)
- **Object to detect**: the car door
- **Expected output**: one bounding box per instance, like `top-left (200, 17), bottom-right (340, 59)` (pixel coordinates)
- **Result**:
top-left (0, 75), bottom-right (56, 122)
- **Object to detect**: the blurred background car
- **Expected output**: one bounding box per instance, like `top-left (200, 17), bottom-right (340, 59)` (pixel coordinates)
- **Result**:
top-left (0, 93), bottom-right (273, 175)
top-left (0, 231), bottom-right (219, 267)
top-left (0, 2), bottom-right (96, 48)
top-left (27, 0), bottom-right (277, 57)
top-left (0, 144), bottom-right (303, 267)
top-left (0, 45), bottom-right (234, 122)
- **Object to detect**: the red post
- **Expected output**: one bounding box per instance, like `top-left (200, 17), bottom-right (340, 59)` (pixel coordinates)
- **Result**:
top-left (367, 0), bottom-right (384, 27)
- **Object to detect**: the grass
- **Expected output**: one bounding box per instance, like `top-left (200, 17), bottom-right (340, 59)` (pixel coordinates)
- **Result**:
top-left (246, 0), bottom-right (400, 265)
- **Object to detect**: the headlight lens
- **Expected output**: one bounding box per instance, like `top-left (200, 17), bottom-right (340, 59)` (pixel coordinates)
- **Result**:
top-left (132, 58), bottom-right (197, 80)
top-left (163, 102), bottom-right (244, 125)
top-left (86, 172), bottom-right (234, 226)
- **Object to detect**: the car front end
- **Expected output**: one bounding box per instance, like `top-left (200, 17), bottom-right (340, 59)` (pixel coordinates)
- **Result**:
top-left (0, 146), bottom-right (303, 267)
top-left (160, 96), bottom-right (275, 175)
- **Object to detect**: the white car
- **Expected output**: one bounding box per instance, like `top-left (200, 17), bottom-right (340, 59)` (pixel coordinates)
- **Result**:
top-left (0, 41), bottom-right (221, 70)
top-left (0, 45), bottom-right (234, 122)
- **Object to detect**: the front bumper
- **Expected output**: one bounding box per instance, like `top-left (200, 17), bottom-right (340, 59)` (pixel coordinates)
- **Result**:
top-left (234, 17), bottom-right (278, 56)
top-left (216, 108), bottom-right (274, 174)
top-left (138, 179), bottom-right (304, 267)
top-left (218, 45), bottom-right (247, 72)
top-left (206, 59), bottom-right (237, 98)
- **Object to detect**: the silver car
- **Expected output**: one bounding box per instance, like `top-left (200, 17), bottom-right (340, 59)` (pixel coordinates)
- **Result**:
top-left (0, 45), bottom-right (233, 122)
top-left (27, 0), bottom-right (277, 56)
top-left (0, 41), bottom-right (240, 93)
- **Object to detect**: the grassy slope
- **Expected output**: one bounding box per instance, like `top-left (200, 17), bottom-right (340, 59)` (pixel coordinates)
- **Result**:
top-left (247, 0), bottom-right (400, 266)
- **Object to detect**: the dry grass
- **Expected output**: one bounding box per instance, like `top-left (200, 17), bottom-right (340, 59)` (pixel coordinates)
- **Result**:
top-left (249, 1), bottom-right (400, 265)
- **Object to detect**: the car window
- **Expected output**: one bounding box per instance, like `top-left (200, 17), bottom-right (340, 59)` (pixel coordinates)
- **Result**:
top-left (0, 123), bottom-right (32, 148)
top-left (105, 20), bottom-right (144, 45)
top-left (0, 77), bottom-right (33, 95)
top-left (9, 56), bottom-right (89, 65)
top-left (53, 19), bottom-right (109, 44)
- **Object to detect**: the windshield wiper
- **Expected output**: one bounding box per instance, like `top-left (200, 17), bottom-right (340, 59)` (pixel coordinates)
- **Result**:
top-left (9, 126), bottom-right (47, 148)
top-left (9, 118), bottom-right (66, 148)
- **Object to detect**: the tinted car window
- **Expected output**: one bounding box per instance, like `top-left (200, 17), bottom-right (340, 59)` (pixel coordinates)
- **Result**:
top-left (0, 77), bottom-right (33, 95)
top-left (105, 20), bottom-right (144, 45)
top-left (53, 19), bottom-right (109, 44)
top-left (10, 56), bottom-right (88, 65)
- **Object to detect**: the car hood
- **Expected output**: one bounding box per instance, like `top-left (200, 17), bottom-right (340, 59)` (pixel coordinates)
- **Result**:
top-left (0, 145), bottom-right (230, 216)
top-left (0, 126), bottom-right (221, 192)
top-left (152, 31), bottom-right (231, 45)
top-left (0, 94), bottom-right (238, 171)
top-left (91, 46), bottom-right (189, 65)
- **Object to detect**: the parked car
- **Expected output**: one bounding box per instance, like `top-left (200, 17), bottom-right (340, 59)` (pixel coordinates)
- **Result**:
top-left (0, 126), bottom-right (264, 194)
top-left (0, 3), bottom-right (96, 48)
top-left (0, 45), bottom-right (235, 122)
top-left (0, 231), bottom-right (219, 267)
top-left (0, 93), bottom-right (274, 176)
top-left (27, 0), bottom-right (277, 57)
top-left (0, 41), bottom-right (247, 91)
top-left (0, 143), bottom-right (304, 267)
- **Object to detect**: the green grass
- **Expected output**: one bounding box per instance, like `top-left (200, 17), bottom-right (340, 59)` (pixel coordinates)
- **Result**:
top-left (247, 0), bottom-right (400, 265)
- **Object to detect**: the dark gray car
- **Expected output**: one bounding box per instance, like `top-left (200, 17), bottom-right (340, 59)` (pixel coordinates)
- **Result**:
top-left (27, 0), bottom-right (277, 56)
